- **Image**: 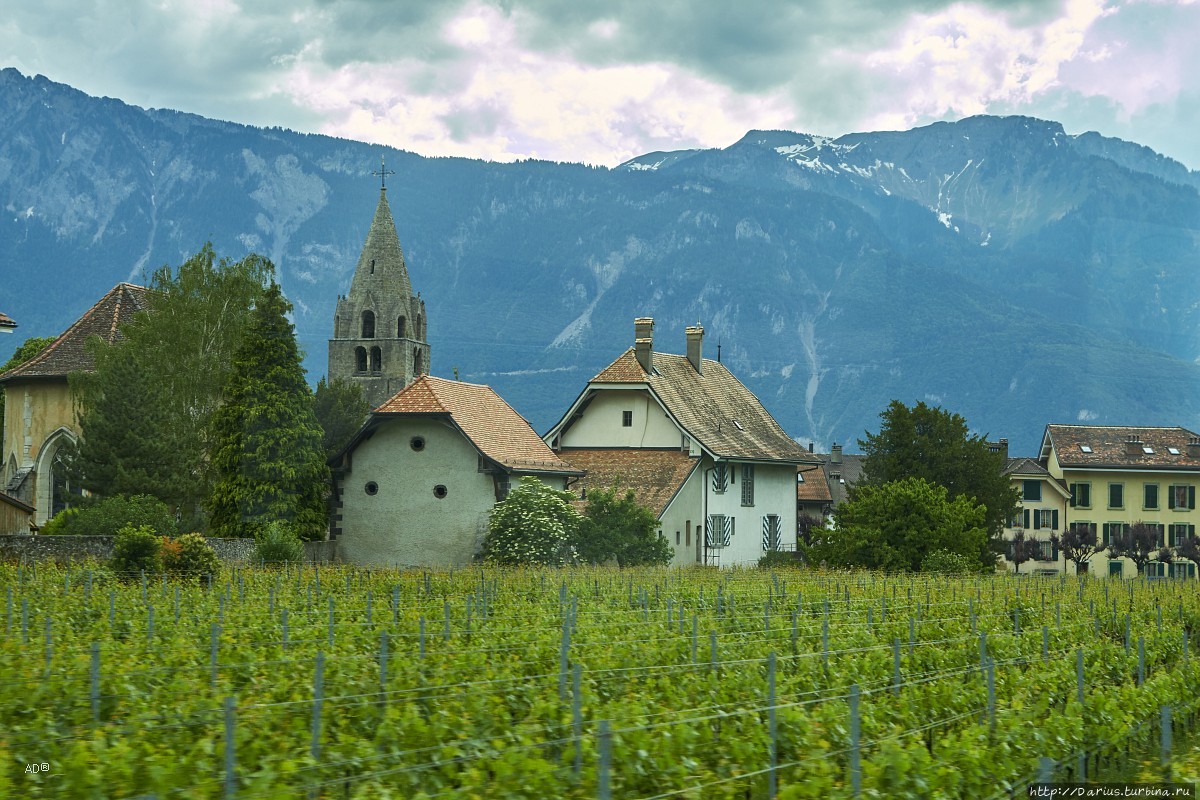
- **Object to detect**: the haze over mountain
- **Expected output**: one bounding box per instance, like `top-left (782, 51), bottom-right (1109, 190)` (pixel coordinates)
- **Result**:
top-left (3, 67), bottom-right (1199, 456)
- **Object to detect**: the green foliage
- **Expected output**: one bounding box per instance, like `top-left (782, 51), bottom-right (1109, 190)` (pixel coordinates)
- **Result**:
top-left (109, 524), bottom-right (162, 576)
top-left (70, 245), bottom-right (272, 517)
top-left (859, 399), bottom-right (1018, 564)
top-left (41, 494), bottom-right (178, 539)
top-left (252, 521), bottom-right (306, 565)
top-left (313, 377), bottom-right (370, 461)
top-left (162, 532), bottom-right (220, 579)
top-left (920, 548), bottom-right (976, 574)
top-left (0, 335), bottom-right (55, 453)
top-left (757, 550), bottom-right (800, 569)
top-left (206, 282), bottom-right (329, 541)
top-left (814, 477), bottom-right (989, 572)
top-left (481, 477), bottom-right (581, 566)
top-left (575, 486), bottom-right (671, 567)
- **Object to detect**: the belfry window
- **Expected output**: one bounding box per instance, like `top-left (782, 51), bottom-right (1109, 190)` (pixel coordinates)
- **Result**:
top-left (398, 316), bottom-right (407, 338)
top-left (361, 310), bottom-right (375, 339)
top-left (414, 347), bottom-right (423, 376)
top-left (355, 347), bottom-right (367, 374)
top-left (370, 346), bottom-right (382, 373)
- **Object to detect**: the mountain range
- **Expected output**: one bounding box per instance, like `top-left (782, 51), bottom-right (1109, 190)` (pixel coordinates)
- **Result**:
top-left (3, 67), bottom-right (1199, 456)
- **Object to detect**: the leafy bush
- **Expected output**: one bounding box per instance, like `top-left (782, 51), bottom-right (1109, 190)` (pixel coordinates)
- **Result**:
top-left (921, 548), bottom-right (975, 575)
top-left (480, 477), bottom-right (581, 566)
top-left (575, 487), bottom-right (671, 567)
top-left (42, 494), bottom-right (178, 538)
top-left (163, 532), bottom-right (221, 579)
top-left (252, 521), bottom-right (305, 565)
top-left (110, 524), bottom-right (162, 577)
top-left (758, 550), bottom-right (800, 569)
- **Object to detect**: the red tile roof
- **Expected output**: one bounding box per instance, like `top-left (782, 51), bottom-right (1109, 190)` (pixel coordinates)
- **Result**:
top-left (560, 448), bottom-right (698, 516)
top-left (796, 465), bottom-right (832, 502)
top-left (376, 375), bottom-right (581, 474)
top-left (0, 283), bottom-right (148, 382)
top-left (1044, 425), bottom-right (1200, 470)
top-left (582, 349), bottom-right (814, 464)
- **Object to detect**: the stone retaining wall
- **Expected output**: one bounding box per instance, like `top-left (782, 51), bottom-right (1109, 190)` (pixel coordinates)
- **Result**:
top-left (0, 534), bottom-right (338, 564)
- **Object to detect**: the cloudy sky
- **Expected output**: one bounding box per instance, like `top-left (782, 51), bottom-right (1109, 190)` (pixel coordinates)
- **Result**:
top-left (4, 0), bottom-right (1198, 169)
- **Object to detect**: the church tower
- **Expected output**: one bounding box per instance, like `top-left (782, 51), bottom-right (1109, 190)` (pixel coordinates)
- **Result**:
top-left (328, 164), bottom-right (430, 409)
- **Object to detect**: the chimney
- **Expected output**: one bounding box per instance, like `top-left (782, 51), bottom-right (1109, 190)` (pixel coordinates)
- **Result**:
top-left (1125, 435), bottom-right (1143, 457)
top-left (634, 317), bottom-right (654, 372)
top-left (831, 443), bottom-right (842, 465)
top-left (1188, 437), bottom-right (1200, 458)
top-left (686, 324), bottom-right (704, 373)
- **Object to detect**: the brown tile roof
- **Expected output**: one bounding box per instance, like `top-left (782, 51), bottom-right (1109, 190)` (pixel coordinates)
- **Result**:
top-left (0, 283), bottom-right (149, 382)
top-left (1004, 457), bottom-right (1052, 477)
top-left (586, 349), bottom-right (814, 464)
top-left (559, 448), bottom-right (698, 517)
top-left (376, 375), bottom-right (581, 474)
top-left (796, 465), bottom-right (832, 502)
top-left (0, 491), bottom-right (34, 514)
top-left (0, 312), bottom-right (15, 331)
top-left (1045, 425), bottom-right (1200, 470)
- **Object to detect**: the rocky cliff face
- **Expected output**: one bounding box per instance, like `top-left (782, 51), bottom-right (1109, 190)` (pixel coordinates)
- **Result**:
top-left (3, 67), bottom-right (1200, 455)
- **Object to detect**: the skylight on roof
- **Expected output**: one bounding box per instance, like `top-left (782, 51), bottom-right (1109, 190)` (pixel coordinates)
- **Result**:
top-left (1080, 445), bottom-right (1093, 453)
top-left (1143, 446), bottom-right (1155, 454)
top-left (1170, 447), bottom-right (1181, 455)
top-left (797, 473), bottom-right (805, 483)
top-left (732, 420), bottom-right (744, 431)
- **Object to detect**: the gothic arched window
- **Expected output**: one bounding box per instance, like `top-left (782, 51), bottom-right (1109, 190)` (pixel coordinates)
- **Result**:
top-left (415, 313), bottom-right (423, 338)
top-left (355, 346), bottom-right (367, 374)
top-left (370, 346), bottom-right (382, 374)
top-left (361, 310), bottom-right (375, 339)
top-left (397, 316), bottom-right (407, 338)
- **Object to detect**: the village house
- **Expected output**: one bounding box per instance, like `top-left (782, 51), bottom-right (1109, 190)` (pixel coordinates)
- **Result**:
top-left (1038, 424), bottom-right (1200, 578)
top-left (0, 284), bottom-right (148, 525)
top-left (328, 375), bottom-right (582, 567)
top-left (1000, 455), bottom-right (1071, 574)
top-left (543, 318), bottom-right (818, 567)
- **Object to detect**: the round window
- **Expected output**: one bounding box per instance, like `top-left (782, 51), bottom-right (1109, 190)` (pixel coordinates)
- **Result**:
top-left (365, 481), bottom-right (379, 496)
top-left (410, 436), bottom-right (426, 452)
top-left (433, 485), bottom-right (448, 499)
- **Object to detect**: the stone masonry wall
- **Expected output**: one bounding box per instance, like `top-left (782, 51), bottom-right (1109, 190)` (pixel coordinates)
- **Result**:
top-left (0, 534), bottom-right (338, 564)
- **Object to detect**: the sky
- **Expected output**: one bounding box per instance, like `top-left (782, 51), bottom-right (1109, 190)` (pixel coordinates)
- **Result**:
top-left (3, 0), bottom-right (1199, 170)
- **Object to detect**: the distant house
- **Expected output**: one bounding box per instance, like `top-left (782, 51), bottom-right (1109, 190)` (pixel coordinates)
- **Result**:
top-left (0, 312), bottom-right (15, 334)
top-left (544, 318), bottom-right (817, 567)
top-left (796, 462), bottom-right (833, 525)
top-left (0, 284), bottom-right (148, 524)
top-left (1001, 456), bottom-right (1070, 574)
top-left (329, 375), bottom-right (582, 567)
top-left (1040, 424), bottom-right (1200, 578)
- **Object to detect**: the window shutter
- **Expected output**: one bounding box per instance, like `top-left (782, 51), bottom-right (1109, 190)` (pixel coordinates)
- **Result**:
top-left (1191, 525), bottom-right (1196, 539)
top-left (1169, 487), bottom-right (1177, 509)
top-left (1069, 484), bottom-right (1077, 508)
top-left (1051, 539), bottom-right (1059, 560)
top-left (1191, 563), bottom-right (1197, 579)
top-left (1052, 510), bottom-right (1059, 530)
top-left (1023, 509), bottom-right (1030, 529)
top-left (1033, 511), bottom-right (1040, 530)
top-left (1190, 486), bottom-right (1196, 510)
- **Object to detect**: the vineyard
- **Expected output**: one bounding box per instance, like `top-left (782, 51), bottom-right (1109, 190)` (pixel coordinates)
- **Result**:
top-left (3, 561), bottom-right (1200, 798)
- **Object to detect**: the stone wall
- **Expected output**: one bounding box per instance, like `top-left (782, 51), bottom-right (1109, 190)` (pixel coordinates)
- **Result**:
top-left (0, 534), bottom-right (338, 564)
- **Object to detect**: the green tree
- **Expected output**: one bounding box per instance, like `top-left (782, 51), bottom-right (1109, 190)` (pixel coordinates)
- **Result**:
top-left (810, 477), bottom-right (989, 572)
top-left (71, 343), bottom-right (191, 508)
top-left (314, 377), bottom-right (370, 461)
top-left (576, 486), bottom-right (671, 566)
top-left (206, 282), bottom-right (328, 541)
top-left (0, 336), bottom-right (55, 453)
top-left (858, 400), bottom-right (1017, 565)
top-left (480, 477), bottom-right (581, 566)
top-left (71, 245), bottom-right (272, 516)
top-left (1051, 523), bottom-right (1105, 575)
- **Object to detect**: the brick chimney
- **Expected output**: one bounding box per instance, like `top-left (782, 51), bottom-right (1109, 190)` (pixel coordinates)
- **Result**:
top-left (1125, 435), bottom-right (1143, 457)
top-left (634, 317), bottom-right (654, 372)
top-left (686, 324), bottom-right (704, 373)
top-left (831, 443), bottom-right (842, 465)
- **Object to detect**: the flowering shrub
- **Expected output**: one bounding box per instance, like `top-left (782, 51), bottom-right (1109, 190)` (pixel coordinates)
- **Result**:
top-left (480, 477), bottom-right (581, 566)
top-left (164, 532), bottom-right (221, 579)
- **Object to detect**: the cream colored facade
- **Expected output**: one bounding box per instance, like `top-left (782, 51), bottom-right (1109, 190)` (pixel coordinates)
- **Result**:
top-left (1, 379), bottom-right (78, 525)
top-left (334, 416), bottom-right (571, 567)
top-left (559, 389), bottom-right (696, 452)
top-left (1001, 462), bottom-right (1071, 574)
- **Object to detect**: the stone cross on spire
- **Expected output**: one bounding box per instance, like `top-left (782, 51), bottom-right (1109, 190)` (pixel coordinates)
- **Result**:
top-left (371, 156), bottom-right (395, 190)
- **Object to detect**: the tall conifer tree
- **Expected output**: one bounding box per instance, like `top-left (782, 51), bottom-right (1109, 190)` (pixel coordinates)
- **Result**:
top-left (206, 282), bottom-right (328, 540)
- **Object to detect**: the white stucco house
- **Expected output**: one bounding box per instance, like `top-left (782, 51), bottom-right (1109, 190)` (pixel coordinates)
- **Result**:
top-left (544, 318), bottom-right (818, 567)
top-left (329, 375), bottom-right (582, 567)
